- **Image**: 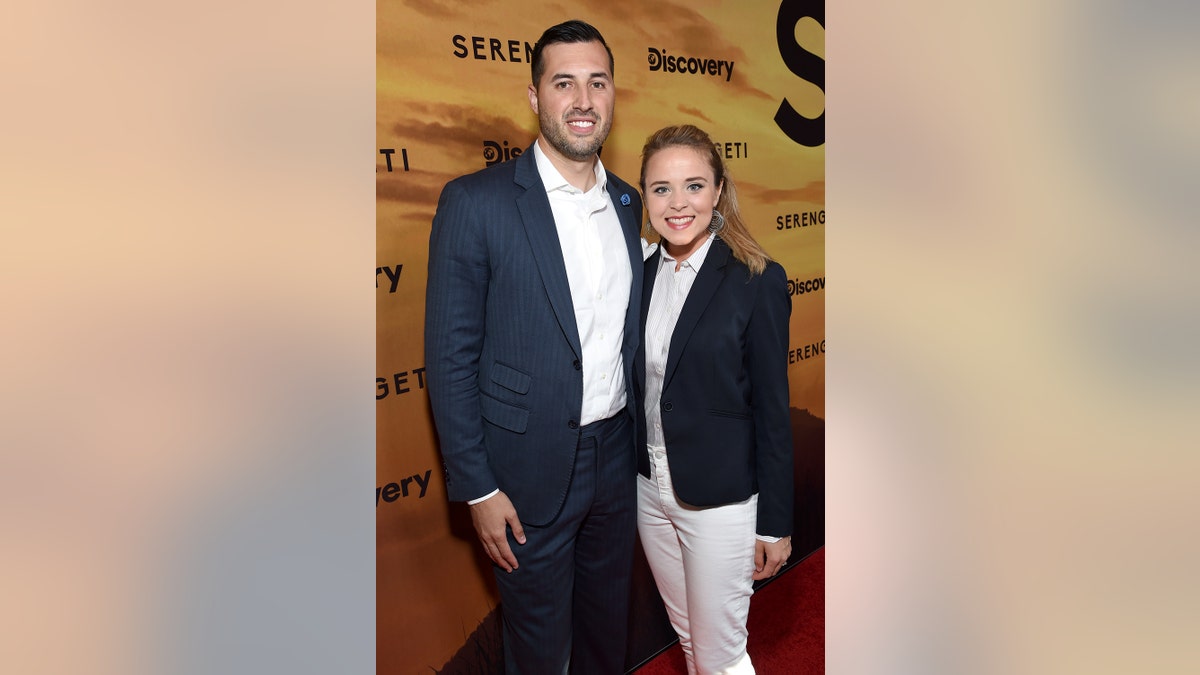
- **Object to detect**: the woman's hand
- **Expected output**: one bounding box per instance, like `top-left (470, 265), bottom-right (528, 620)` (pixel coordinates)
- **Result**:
top-left (752, 536), bottom-right (792, 581)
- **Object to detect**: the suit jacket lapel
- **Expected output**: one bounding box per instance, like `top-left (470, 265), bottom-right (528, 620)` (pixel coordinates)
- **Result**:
top-left (606, 178), bottom-right (643, 364)
top-left (514, 148), bottom-right (582, 360)
top-left (663, 238), bottom-right (731, 388)
top-left (637, 248), bottom-right (661, 391)
top-left (605, 178), bottom-right (642, 278)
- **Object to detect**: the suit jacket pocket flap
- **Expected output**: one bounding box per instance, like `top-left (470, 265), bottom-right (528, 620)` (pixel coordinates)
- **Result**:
top-left (489, 361), bottom-right (532, 394)
top-left (708, 408), bottom-right (752, 420)
top-left (480, 391), bottom-right (530, 433)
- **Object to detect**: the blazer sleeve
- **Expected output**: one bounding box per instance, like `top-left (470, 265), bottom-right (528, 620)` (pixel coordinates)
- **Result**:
top-left (747, 262), bottom-right (795, 537)
top-left (424, 179), bottom-right (497, 502)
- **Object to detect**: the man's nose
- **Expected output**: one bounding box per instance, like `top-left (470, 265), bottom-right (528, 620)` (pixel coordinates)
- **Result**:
top-left (574, 87), bottom-right (593, 111)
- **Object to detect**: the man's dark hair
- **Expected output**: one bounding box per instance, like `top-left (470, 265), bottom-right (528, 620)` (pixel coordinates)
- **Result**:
top-left (530, 20), bottom-right (614, 87)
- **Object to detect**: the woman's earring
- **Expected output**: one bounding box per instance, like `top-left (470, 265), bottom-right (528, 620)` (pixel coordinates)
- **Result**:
top-left (644, 221), bottom-right (655, 235)
top-left (707, 209), bottom-right (725, 235)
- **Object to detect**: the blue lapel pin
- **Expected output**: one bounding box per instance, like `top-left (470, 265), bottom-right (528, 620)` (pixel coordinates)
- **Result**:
top-left (620, 193), bottom-right (631, 206)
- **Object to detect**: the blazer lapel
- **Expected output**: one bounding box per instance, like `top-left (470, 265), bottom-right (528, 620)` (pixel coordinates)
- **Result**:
top-left (663, 238), bottom-right (731, 388)
top-left (606, 178), bottom-right (642, 281)
top-left (514, 148), bottom-right (582, 360)
top-left (636, 248), bottom-right (661, 391)
top-left (606, 178), bottom-right (643, 363)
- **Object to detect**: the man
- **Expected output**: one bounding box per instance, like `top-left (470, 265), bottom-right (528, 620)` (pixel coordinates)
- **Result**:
top-left (424, 20), bottom-right (644, 674)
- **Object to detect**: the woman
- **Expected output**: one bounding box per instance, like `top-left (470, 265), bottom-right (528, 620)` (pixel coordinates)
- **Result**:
top-left (635, 124), bottom-right (795, 674)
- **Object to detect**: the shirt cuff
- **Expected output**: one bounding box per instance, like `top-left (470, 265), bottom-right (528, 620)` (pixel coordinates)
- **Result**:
top-left (467, 489), bottom-right (500, 505)
top-left (756, 534), bottom-right (782, 543)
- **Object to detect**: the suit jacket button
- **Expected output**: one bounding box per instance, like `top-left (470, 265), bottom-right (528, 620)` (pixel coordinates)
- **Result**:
top-left (573, 359), bottom-right (581, 370)
top-left (663, 402), bottom-right (673, 412)
top-left (568, 420), bottom-right (579, 429)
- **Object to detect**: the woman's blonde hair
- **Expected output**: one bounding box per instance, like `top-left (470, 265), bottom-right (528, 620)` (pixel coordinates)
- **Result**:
top-left (639, 124), bottom-right (771, 276)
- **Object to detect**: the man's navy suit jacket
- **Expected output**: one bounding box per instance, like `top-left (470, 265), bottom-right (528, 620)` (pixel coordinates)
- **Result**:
top-left (424, 145), bottom-right (645, 527)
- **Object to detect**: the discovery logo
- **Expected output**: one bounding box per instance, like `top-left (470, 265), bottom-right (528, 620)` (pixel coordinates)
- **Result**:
top-left (483, 140), bottom-right (524, 166)
top-left (647, 48), bottom-right (735, 82)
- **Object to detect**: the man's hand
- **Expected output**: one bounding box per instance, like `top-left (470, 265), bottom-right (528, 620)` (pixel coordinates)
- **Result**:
top-left (469, 491), bottom-right (526, 572)
top-left (752, 536), bottom-right (792, 581)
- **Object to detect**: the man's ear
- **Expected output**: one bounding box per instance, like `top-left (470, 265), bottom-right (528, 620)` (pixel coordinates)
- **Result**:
top-left (527, 84), bottom-right (539, 114)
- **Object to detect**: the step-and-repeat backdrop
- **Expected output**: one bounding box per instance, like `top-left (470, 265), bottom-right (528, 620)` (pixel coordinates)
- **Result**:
top-left (378, 2), bottom-right (824, 671)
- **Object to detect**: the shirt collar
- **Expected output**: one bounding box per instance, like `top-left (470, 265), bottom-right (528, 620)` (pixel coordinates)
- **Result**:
top-left (659, 233), bottom-right (717, 272)
top-left (532, 140), bottom-right (608, 196)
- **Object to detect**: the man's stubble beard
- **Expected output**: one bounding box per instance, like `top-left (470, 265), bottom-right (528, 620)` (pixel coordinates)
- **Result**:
top-left (540, 109), bottom-right (613, 162)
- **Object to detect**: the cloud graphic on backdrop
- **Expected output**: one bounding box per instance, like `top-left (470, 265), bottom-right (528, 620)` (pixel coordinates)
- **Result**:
top-left (378, 101), bottom-right (540, 209)
top-left (594, 0), bottom-right (775, 103)
top-left (399, 0), bottom-right (462, 20)
top-left (752, 180), bottom-right (825, 206)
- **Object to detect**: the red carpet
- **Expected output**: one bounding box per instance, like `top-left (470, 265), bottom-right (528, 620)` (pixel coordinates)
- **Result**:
top-left (634, 546), bottom-right (824, 674)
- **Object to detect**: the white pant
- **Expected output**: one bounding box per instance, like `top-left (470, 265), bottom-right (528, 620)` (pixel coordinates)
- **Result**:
top-left (637, 445), bottom-right (758, 675)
